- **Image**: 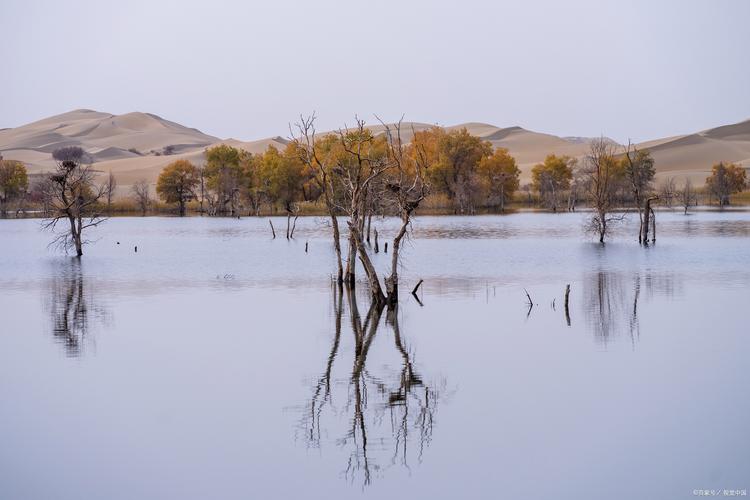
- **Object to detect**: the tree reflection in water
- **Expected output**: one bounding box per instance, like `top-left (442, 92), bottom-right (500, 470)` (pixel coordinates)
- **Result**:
top-left (299, 287), bottom-right (446, 488)
top-left (583, 270), bottom-right (679, 345)
top-left (45, 259), bottom-right (108, 357)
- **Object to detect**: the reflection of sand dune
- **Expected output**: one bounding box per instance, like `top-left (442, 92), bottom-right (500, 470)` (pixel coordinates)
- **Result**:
top-left (2, 109), bottom-right (748, 191)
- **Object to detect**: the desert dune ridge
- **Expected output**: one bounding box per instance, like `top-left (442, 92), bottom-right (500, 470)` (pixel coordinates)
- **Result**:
top-left (1, 109), bottom-right (749, 191)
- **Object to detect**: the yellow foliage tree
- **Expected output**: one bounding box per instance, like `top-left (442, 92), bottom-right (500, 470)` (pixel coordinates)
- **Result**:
top-left (477, 148), bottom-right (519, 212)
top-left (156, 160), bottom-right (199, 216)
top-left (531, 155), bottom-right (575, 212)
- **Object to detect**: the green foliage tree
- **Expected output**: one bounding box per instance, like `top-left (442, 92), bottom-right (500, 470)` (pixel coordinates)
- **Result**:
top-left (156, 160), bottom-right (199, 216)
top-left (477, 148), bottom-right (519, 212)
top-left (531, 155), bottom-right (574, 212)
top-left (0, 159), bottom-right (29, 216)
top-left (706, 161), bottom-right (747, 208)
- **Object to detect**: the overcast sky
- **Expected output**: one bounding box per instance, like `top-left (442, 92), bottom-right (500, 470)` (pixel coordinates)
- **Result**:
top-left (1, 0), bottom-right (748, 143)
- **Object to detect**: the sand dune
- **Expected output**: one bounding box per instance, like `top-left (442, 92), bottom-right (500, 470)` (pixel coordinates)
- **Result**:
top-left (637, 119), bottom-right (750, 184)
top-left (0, 109), bottom-right (219, 172)
top-left (1, 109), bottom-right (748, 192)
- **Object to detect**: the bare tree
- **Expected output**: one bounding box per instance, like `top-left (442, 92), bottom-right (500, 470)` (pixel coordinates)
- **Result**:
top-left (131, 179), bottom-right (151, 216)
top-left (336, 118), bottom-right (391, 300)
top-left (622, 142), bottom-right (655, 243)
top-left (105, 170), bottom-right (117, 214)
top-left (377, 118), bottom-right (429, 306)
top-left (582, 138), bottom-right (623, 243)
top-left (659, 177), bottom-right (676, 208)
top-left (291, 114), bottom-right (345, 284)
top-left (677, 177), bottom-right (696, 215)
top-left (43, 147), bottom-right (107, 256)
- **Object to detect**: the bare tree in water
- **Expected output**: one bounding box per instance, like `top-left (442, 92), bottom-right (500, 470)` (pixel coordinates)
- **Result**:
top-left (43, 147), bottom-right (107, 256)
top-left (291, 114), bottom-right (345, 284)
top-left (582, 138), bottom-right (623, 243)
top-left (622, 142), bottom-right (655, 243)
top-left (378, 119), bottom-right (429, 305)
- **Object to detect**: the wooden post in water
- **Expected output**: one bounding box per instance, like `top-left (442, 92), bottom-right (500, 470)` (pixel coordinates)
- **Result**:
top-left (564, 284), bottom-right (571, 326)
top-left (269, 220), bottom-right (276, 239)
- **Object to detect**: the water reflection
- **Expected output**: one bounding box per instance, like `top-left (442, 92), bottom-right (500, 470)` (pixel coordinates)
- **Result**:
top-left (583, 270), bottom-right (680, 345)
top-left (45, 259), bottom-right (109, 357)
top-left (299, 288), bottom-right (446, 487)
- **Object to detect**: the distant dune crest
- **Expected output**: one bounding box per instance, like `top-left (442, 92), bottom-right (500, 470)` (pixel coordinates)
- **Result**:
top-left (1, 110), bottom-right (748, 187)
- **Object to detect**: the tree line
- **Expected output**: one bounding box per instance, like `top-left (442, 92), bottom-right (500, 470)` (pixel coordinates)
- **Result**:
top-left (1, 124), bottom-right (748, 288)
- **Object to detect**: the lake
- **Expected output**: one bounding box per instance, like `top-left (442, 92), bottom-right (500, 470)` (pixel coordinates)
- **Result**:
top-left (1, 211), bottom-right (749, 500)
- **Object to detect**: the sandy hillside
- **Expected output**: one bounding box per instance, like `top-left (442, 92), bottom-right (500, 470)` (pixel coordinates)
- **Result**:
top-left (1, 109), bottom-right (748, 194)
top-left (636, 119), bottom-right (750, 185)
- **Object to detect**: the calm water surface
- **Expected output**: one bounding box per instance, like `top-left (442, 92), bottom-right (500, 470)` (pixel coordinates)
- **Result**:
top-left (1, 212), bottom-right (749, 500)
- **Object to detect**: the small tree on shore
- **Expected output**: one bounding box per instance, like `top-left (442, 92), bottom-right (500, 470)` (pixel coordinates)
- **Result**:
top-left (204, 145), bottom-right (245, 215)
top-left (43, 147), bottom-right (107, 256)
top-left (0, 159), bottom-right (29, 216)
top-left (477, 148), bottom-right (519, 212)
top-left (706, 161), bottom-right (746, 208)
top-left (531, 154), bottom-right (574, 212)
top-left (156, 160), bottom-right (199, 216)
top-left (131, 179), bottom-right (151, 216)
top-left (105, 170), bottom-right (117, 214)
top-left (677, 178), bottom-right (696, 215)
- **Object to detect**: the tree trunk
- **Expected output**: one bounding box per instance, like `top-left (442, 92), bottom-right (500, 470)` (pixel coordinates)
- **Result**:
top-left (344, 233), bottom-right (357, 287)
top-left (348, 222), bottom-right (385, 305)
top-left (641, 197), bottom-right (658, 244)
top-left (386, 215), bottom-right (410, 306)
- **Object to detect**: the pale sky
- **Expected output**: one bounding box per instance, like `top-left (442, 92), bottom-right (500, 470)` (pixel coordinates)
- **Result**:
top-left (1, 0), bottom-right (748, 143)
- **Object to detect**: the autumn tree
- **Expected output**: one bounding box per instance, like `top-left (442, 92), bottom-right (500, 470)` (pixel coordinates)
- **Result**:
top-left (420, 127), bottom-right (492, 213)
top-left (204, 144), bottom-right (245, 215)
top-left (257, 144), bottom-right (305, 212)
top-left (622, 143), bottom-right (656, 243)
top-left (706, 161), bottom-right (746, 208)
top-left (43, 147), bottom-right (107, 256)
top-left (582, 138), bottom-right (624, 243)
top-left (131, 179), bottom-right (151, 216)
top-left (531, 154), bottom-right (574, 212)
top-left (0, 159), bottom-right (29, 216)
top-left (477, 148), bottom-right (519, 212)
top-left (156, 160), bottom-right (199, 216)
